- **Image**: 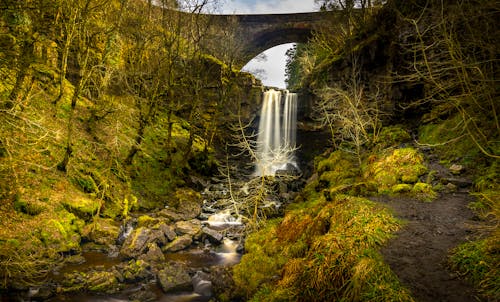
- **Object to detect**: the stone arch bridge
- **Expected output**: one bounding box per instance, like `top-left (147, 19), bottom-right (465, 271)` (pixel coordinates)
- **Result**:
top-left (207, 12), bottom-right (333, 64)
top-left (170, 10), bottom-right (339, 66)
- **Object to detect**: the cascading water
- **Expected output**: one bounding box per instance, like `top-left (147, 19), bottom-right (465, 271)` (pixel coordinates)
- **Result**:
top-left (255, 89), bottom-right (298, 176)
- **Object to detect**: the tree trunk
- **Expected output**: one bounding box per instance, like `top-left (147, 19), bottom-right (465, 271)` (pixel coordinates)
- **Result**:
top-left (7, 40), bottom-right (32, 108)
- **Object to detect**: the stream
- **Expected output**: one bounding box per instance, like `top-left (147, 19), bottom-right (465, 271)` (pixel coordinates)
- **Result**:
top-left (48, 201), bottom-right (245, 302)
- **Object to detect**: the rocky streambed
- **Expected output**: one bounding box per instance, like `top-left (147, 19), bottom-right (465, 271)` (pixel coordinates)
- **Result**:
top-left (4, 175), bottom-right (303, 302)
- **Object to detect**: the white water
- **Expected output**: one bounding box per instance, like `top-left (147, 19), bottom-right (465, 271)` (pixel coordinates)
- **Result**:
top-left (205, 210), bottom-right (242, 227)
top-left (255, 89), bottom-right (298, 176)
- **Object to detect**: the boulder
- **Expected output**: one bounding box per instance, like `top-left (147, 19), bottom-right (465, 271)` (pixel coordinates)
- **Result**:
top-left (139, 243), bottom-right (165, 263)
top-left (158, 188), bottom-right (202, 221)
top-left (120, 227), bottom-right (167, 258)
top-left (87, 271), bottom-right (121, 294)
top-left (192, 271), bottom-right (213, 297)
top-left (82, 218), bottom-right (120, 246)
top-left (163, 234), bottom-right (192, 252)
top-left (175, 220), bottom-right (202, 236)
top-left (158, 223), bottom-right (177, 241)
top-left (201, 227), bottom-right (223, 244)
top-left (120, 259), bottom-right (151, 282)
top-left (157, 264), bottom-right (192, 293)
top-left (158, 209), bottom-right (184, 222)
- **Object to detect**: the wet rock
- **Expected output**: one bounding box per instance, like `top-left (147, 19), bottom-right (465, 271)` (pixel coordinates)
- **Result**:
top-left (275, 163), bottom-right (300, 176)
top-left (157, 264), bottom-right (192, 293)
top-left (210, 266), bottom-right (238, 301)
top-left (202, 205), bottom-right (218, 214)
top-left (445, 183), bottom-right (458, 192)
top-left (236, 241), bottom-right (245, 254)
top-left (201, 227), bottom-right (223, 244)
top-left (198, 213), bottom-right (211, 220)
top-left (107, 245), bottom-right (120, 258)
top-left (120, 227), bottom-right (167, 258)
top-left (130, 286), bottom-right (157, 302)
top-left (192, 271), bottom-right (213, 297)
top-left (27, 286), bottom-right (53, 300)
top-left (163, 234), bottom-right (193, 252)
top-left (116, 221), bottom-right (134, 245)
top-left (139, 243), bottom-right (165, 263)
top-left (175, 220), bottom-right (202, 236)
top-left (158, 223), bottom-right (177, 241)
top-left (445, 177), bottom-right (472, 188)
top-left (120, 259), bottom-right (151, 282)
top-left (82, 218), bottom-right (120, 247)
top-left (87, 271), bottom-right (121, 293)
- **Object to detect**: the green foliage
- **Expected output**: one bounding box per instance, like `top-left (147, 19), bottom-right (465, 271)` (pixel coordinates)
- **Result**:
top-left (449, 238), bottom-right (500, 300)
top-left (418, 115), bottom-right (482, 166)
top-left (234, 192), bottom-right (412, 301)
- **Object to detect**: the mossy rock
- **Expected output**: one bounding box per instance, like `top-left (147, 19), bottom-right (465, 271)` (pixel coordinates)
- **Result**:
top-left (137, 215), bottom-right (159, 228)
top-left (39, 210), bottom-right (84, 253)
top-left (87, 271), bottom-right (121, 293)
top-left (167, 188), bottom-right (202, 220)
top-left (81, 218), bottom-right (120, 246)
top-left (367, 147), bottom-right (428, 193)
top-left (391, 184), bottom-right (413, 194)
top-left (316, 150), bottom-right (359, 189)
top-left (121, 259), bottom-right (151, 282)
top-left (374, 125), bottom-right (411, 149)
top-left (412, 182), bottom-right (437, 201)
top-left (62, 197), bottom-right (100, 221)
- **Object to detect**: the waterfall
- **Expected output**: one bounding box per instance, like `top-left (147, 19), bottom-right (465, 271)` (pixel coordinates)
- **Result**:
top-left (255, 89), bottom-right (298, 176)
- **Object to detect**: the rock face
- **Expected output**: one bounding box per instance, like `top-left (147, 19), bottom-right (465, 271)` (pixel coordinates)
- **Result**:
top-left (157, 264), bottom-right (192, 293)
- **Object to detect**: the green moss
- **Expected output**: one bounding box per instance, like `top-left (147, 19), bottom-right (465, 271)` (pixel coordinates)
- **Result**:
top-left (61, 197), bottom-right (100, 221)
top-left (38, 210), bottom-right (84, 253)
top-left (412, 182), bottom-right (437, 201)
top-left (366, 148), bottom-right (428, 193)
top-left (233, 219), bottom-right (285, 297)
top-left (391, 184), bottom-right (413, 194)
top-left (418, 114), bottom-right (482, 167)
top-left (137, 215), bottom-right (158, 228)
top-left (374, 125), bottom-right (411, 149)
top-left (13, 198), bottom-right (45, 216)
top-left (316, 150), bottom-right (360, 191)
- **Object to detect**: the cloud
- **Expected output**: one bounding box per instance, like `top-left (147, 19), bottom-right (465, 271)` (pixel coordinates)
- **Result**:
top-left (242, 43), bottom-right (296, 89)
top-left (222, 0), bottom-right (317, 14)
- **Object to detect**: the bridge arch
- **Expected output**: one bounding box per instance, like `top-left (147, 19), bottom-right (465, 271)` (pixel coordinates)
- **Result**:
top-left (243, 27), bottom-right (312, 63)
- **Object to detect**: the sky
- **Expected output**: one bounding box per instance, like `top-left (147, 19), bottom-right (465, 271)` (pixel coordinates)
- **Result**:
top-left (219, 0), bottom-right (318, 88)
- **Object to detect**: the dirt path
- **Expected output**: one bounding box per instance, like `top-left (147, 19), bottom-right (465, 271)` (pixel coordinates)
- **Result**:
top-left (374, 190), bottom-right (482, 302)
